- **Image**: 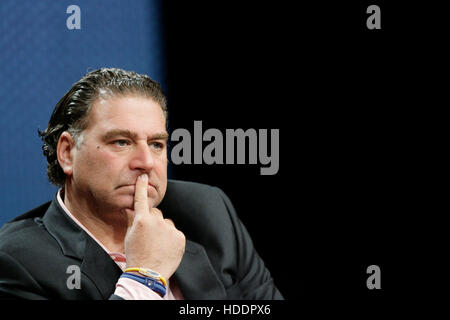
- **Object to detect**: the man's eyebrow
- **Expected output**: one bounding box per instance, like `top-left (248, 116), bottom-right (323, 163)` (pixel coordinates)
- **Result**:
top-left (149, 132), bottom-right (169, 141)
top-left (102, 129), bottom-right (168, 141)
top-left (103, 129), bottom-right (137, 141)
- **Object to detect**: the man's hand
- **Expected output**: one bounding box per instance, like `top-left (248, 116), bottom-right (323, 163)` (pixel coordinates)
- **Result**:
top-left (124, 174), bottom-right (186, 280)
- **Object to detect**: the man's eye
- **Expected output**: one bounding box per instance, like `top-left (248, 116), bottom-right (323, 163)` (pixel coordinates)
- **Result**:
top-left (150, 142), bottom-right (164, 150)
top-left (113, 140), bottom-right (129, 147)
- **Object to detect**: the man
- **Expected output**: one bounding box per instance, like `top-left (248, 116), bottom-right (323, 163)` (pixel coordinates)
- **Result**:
top-left (0, 68), bottom-right (282, 300)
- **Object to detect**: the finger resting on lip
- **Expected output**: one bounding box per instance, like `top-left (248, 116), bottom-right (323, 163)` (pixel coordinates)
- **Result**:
top-left (134, 174), bottom-right (149, 213)
top-left (137, 173), bottom-right (148, 185)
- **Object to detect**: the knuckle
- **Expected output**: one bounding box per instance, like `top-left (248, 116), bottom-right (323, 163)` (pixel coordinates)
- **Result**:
top-left (151, 208), bottom-right (162, 215)
top-left (156, 218), bottom-right (166, 228)
top-left (164, 218), bottom-right (175, 226)
top-left (177, 230), bottom-right (186, 243)
top-left (151, 208), bottom-right (164, 219)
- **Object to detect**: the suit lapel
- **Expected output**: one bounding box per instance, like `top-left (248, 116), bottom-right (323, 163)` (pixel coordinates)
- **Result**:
top-left (80, 236), bottom-right (123, 299)
top-left (43, 196), bottom-right (122, 299)
top-left (174, 239), bottom-right (226, 300)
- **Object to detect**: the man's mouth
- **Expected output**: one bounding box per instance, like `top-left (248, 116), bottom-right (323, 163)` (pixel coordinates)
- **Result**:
top-left (118, 183), bottom-right (157, 190)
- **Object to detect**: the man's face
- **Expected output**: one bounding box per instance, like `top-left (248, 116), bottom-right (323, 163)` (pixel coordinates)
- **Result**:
top-left (68, 95), bottom-right (168, 211)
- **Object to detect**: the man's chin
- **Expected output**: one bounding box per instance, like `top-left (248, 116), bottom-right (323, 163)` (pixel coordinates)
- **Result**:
top-left (115, 195), bottom-right (159, 211)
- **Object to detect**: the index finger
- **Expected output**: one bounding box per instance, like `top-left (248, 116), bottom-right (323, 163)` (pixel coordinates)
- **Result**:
top-left (133, 173), bottom-right (149, 215)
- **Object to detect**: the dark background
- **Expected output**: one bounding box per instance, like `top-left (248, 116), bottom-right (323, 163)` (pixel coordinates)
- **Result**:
top-left (0, 0), bottom-right (442, 311)
top-left (161, 1), bottom-right (439, 306)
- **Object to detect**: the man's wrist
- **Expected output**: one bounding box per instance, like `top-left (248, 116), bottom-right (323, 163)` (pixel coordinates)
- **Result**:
top-left (115, 276), bottom-right (165, 300)
top-left (124, 267), bottom-right (167, 287)
top-left (120, 272), bottom-right (167, 297)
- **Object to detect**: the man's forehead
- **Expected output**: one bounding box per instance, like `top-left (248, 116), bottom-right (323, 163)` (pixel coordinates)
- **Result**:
top-left (91, 95), bottom-right (163, 115)
top-left (87, 95), bottom-right (166, 130)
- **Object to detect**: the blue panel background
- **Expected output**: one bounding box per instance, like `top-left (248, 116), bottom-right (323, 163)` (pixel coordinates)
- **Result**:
top-left (0, 0), bottom-right (166, 225)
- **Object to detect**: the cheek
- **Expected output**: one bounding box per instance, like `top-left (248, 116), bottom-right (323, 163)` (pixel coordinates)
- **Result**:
top-left (153, 156), bottom-right (167, 182)
top-left (155, 156), bottom-right (168, 176)
top-left (97, 152), bottom-right (126, 178)
top-left (75, 149), bottom-right (118, 180)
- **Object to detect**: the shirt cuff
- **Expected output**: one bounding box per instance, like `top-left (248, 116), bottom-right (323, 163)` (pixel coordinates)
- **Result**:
top-left (114, 276), bottom-right (164, 300)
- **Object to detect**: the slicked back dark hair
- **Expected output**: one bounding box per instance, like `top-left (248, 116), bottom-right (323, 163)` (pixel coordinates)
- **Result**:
top-left (38, 68), bottom-right (168, 186)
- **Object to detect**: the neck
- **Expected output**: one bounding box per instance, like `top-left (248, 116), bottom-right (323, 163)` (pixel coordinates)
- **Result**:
top-left (62, 184), bottom-right (128, 254)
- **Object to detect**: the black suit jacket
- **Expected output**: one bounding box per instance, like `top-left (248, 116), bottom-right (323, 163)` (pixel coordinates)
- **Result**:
top-left (0, 180), bottom-right (283, 300)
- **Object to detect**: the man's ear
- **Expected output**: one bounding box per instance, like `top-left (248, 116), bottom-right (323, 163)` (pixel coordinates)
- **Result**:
top-left (57, 131), bottom-right (76, 176)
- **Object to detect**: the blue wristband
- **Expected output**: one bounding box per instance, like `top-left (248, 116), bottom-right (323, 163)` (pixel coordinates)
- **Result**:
top-left (120, 272), bottom-right (167, 297)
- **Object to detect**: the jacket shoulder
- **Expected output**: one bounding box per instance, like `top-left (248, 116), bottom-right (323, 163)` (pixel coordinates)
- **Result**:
top-left (0, 201), bottom-right (51, 253)
top-left (161, 179), bottom-right (237, 244)
top-left (7, 201), bottom-right (51, 223)
top-left (165, 179), bottom-right (224, 201)
top-left (162, 179), bottom-right (233, 218)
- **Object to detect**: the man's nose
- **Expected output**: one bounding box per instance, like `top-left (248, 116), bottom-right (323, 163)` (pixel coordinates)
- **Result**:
top-left (129, 141), bottom-right (155, 172)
